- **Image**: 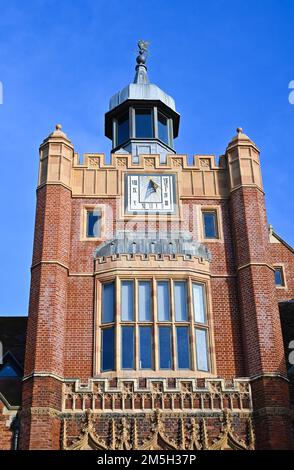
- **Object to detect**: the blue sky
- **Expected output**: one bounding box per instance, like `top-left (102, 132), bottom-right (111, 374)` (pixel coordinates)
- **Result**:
top-left (0, 0), bottom-right (293, 316)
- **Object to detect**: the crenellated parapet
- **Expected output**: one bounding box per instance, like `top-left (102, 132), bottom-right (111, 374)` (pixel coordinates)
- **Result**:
top-left (71, 153), bottom-right (229, 198)
top-left (62, 377), bottom-right (252, 413)
top-left (94, 253), bottom-right (210, 277)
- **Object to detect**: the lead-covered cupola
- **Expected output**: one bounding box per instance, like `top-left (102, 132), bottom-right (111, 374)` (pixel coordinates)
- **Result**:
top-left (105, 41), bottom-right (180, 163)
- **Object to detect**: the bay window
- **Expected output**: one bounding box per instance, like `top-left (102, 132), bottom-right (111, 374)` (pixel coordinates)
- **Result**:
top-left (99, 278), bottom-right (211, 373)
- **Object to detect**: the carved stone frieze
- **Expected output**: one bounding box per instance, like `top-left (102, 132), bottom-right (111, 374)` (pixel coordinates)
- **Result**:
top-left (61, 409), bottom-right (254, 451)
top-left (63, 378), bottom-right (252, 413)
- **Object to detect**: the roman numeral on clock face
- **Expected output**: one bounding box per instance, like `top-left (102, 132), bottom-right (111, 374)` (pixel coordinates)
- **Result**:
top-left (126, 174), bottom-right (175, 214)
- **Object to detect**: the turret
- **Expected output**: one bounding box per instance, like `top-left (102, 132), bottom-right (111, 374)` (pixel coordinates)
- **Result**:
top-left (105, 41), bottom-right (180, 163)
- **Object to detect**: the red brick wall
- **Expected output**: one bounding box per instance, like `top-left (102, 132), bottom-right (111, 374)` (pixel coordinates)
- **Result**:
top-left (25, 184), bottom-right (72, 377)
top-left (230, 186), bottom-right (292, 449)
top-left (64, 276), bottom-right (94, 380)
top-left (21, 184), bottom-right (72, 449)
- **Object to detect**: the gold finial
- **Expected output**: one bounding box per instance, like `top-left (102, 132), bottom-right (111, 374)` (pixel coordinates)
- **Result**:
top-left (56, 124), bottom-right (62, 131)
top-left (237, 127), bottom-right (243, 134)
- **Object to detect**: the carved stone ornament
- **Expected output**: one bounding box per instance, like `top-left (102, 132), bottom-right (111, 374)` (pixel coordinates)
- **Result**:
top-left (172, 158), bottom-right (183, 167)
top-left (116, 157), bottom-right (127, 167)
top-left (61, 409), bottom-right (254, 451)
top-left (88, 157), bottom-right (100, 168)
top-left (200, 159), bottom-right (210, 168)
top-left (144, 158), bottom-right (155, 167)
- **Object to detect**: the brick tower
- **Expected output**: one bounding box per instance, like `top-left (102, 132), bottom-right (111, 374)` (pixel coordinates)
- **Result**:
top-left (17, 42), bottom-right (293, 450)
top-left (226, 129), bottom-right (292, 449)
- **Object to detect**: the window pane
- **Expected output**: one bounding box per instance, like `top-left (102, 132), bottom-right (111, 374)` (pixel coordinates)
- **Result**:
top-left (122, 326), bottom-right (134, 369)
top-left (158, 112), bottom-right (169, 144)
top-left (195, 329), bottom-right (209, 372)
top-left (121, 281), bottom-right (134, 321)
top-left (87, 211), bottom-right (101, 238)
top-left (174, 281), bottom-right (188, 321)
top-left (157, 281), bottom-right (170, 321)
top-left (193, 283), bottom-right (206, 324)
top-left (117, 112), bottom-right (129, 145)
top-left (102, 282), bottom-right (115, 323)
top-left (176, 327), bottom-right (190, 369)
top-left (135, 109), bottom-right (153, 138)
top-left (139, 281), bottom-right (152, 321)
top-left (159, 326), bottom-right (172, 369)
top-left (139, 326), bottom-right (152, 369)
top-left (274, 268), bottom-right (284, 286)
top-left (101, 327), bottom-right (114, 371)
top-left (203, 211), bottom-right (218, 238)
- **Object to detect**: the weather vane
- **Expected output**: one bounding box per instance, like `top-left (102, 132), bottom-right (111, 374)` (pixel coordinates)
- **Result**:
top-left (136, 40), bottom-right (150, 66)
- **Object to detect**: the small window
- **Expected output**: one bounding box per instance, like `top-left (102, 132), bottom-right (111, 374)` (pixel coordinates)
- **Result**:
top-left (159, 326), bottom-right (172, 369)
top-left (176, 326), bottom-right (190, 369)
top-left (101, 327), bottom-right (115, 371)
top-left (139, 326), bottom-right (153, 369)
top-left (122, 326), bottom-right (134, 369)
top-left (117, 112), bottom-right (129, 146)
top-left (121, 281), bottom-right (134, 321)
top-left (86, 210), bottom-right (101, 238)
top-left (274, 267), bottom-right (285, 287)
top-left (135, 108), bottom-right (154, 138)
top-left (203, 211), bottom-right (218, 239)
top-left (158, 112), bottom-right (169, 145)
top-left (102, 282), bottom-right (115, 323)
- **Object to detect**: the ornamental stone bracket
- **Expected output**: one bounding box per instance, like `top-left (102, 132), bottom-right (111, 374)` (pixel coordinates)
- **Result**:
top-left (61, 408), bottom-right (254, 451)
top-left (62, 378), bottom-right (252, 414)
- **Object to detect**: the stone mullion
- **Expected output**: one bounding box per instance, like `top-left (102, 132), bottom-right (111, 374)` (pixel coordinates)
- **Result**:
top-left (115, 276), bottom-right (120, 371)
top-left (188, 277), bottom-right (196, 371)
top-left (170, 278), bottom-right (176, 370)
top-left (94, 279), bottom-right (101, 374)
top-left (153, 277), bottom-right (159, 371)
top-left (134, 278), bottom-right (139, 371)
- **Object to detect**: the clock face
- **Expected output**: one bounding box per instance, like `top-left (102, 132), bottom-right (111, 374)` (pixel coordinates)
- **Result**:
top-left (125, 174), bottom-right (176, 214)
